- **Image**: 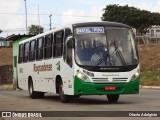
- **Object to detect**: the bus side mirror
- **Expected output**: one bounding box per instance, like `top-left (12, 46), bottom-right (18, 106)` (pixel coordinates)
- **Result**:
top-left (66, 36), bottom-right (75, 48)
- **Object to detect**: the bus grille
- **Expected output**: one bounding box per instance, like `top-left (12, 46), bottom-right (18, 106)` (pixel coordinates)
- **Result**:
top-left (92, 78), bottom-right (128, 83)
top-left (112, 78), bottom-right (128, 83)
top-left (92, 78), bottom-right (109, 83)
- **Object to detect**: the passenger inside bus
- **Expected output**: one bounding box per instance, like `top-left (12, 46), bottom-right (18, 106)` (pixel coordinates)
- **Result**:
top-left (76, 40), bottom-right (94, 64)
top-left (91, 42), bottom-right (110, 66)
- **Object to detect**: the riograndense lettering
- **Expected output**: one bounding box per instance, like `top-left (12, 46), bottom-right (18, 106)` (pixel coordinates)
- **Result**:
top-left (33, 63), bottom-right (52, 74)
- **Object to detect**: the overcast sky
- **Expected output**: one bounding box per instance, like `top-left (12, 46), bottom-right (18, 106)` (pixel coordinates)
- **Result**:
top-left (0, 0), bottom-right (160, 37)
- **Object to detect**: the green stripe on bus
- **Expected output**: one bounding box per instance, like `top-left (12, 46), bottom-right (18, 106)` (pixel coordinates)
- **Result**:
top-left (74, 76), bottom-right (140, 95)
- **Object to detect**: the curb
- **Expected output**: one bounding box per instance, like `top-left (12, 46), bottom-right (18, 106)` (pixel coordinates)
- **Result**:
top-left (140, 86), bottom-right (160, 89)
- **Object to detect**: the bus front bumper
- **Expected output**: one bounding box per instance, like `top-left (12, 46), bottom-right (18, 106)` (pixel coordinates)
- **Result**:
top-left (74, 76), bottom-right (140, 95)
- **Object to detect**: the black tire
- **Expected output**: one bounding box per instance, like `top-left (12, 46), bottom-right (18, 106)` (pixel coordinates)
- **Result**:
top-left (73, 95), bottom-right (81, 98)
top-left (28, 80), bottom-right (44, 99)
top-left (107, 95), bottom-right (119, 103)
top-left (59, 83), bottom-right (70, 103)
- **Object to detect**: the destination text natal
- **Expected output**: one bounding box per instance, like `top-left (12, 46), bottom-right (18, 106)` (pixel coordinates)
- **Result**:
top-left (33, 63), bottom-right (52, 74)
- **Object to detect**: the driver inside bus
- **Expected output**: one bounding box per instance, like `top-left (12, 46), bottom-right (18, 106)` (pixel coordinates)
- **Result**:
top-left (91, 41), bottom-right (110, 66)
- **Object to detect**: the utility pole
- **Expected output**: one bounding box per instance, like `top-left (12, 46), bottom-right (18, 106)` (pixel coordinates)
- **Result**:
top-left (38, 4), bottom-right (40, 34)
top-left (49, 14), bottom-right (52, 30)
top-left (24, 0), bottom-right (28, 34)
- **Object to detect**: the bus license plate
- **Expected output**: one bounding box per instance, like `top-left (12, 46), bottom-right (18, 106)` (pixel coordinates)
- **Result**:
top-left (105, 86), bottom-right (116, 91)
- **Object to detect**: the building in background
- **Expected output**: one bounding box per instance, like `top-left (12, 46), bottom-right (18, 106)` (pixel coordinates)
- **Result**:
top-left (136, 26), bottom-right (160, 44)
top-left (147, 26), bottom-right (160, 44)
top-left (7, 34), bottom-right (33, 88)
top-left (0, 37), bottom-right (13, 84)
top-left (0, 37), bottom-right (12, 47)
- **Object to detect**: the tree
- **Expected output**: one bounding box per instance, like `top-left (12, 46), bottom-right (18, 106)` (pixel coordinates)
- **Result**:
top-left (101, 4), bottom-right (160, 34)
top-left (28, 25), bottom-right (44, 35)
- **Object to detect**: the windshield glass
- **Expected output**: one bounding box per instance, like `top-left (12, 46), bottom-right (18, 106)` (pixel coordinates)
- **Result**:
top-left (74, 27), bottom-right (138, 67)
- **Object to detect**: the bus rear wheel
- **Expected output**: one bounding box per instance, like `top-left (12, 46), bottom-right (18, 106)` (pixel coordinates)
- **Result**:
top-left (28, 80), bottom-right (44, 99)
top-left (107, 95), bottom-right (119, 103)
top-left (59, 83), bottom-right (71, 103)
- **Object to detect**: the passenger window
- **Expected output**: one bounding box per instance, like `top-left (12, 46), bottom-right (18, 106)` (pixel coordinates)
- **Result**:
top-left (66, 40), bottom-right (73, 67)
top-left (29, 40), bottom-right (36, 61)
top-left (23, 42), bottom-right (29, 62)
top-left (36, 37), bottom-right (44, 60)
top-left (64, 28), bottom-right (72, 41)
top-left (18, 44), bottom-right (23, 63)
top-left (63, 28), bottom-right (72, 61)
top-left (44, 34), bottom-right (53, 59)
top-left (53, 30), bottom-right (64, 57)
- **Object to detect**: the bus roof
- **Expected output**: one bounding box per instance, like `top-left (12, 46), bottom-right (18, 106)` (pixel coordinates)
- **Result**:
top-left (19, 26), bottom-right (72, 44)
top-left (19, 21), bottom-right (130, 44)
top-left (73, 21), bottom-right (131, 28)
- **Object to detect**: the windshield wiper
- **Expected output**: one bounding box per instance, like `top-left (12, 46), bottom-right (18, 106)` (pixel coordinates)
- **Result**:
top-left (113, 40), bottom-right (126, 66)
top-left (95, 56), bottom-right (108, 66)
top-left (91, 55), bottom-right (111, 70)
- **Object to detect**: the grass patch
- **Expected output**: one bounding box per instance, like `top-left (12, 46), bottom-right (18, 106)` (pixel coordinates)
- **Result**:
top-left (141, 70), bottom-right (160, 86)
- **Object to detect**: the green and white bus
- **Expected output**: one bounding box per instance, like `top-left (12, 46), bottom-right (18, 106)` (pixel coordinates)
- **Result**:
top-left (17, 22), bottom-right (140, 103)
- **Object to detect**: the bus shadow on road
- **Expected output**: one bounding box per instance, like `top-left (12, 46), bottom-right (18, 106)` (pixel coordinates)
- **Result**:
top-left (70, 98), bottom-right (136, 105)
top-left (43, 95), bottom-right (60, 102)
top-left (42, 95), bottom-right (137, 105)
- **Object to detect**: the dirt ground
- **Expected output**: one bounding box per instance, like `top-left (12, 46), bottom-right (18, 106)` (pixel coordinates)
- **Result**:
top-left (138, 44), bottom-right (160, 71)
top-left (138, 44), bottom-right (160, 86)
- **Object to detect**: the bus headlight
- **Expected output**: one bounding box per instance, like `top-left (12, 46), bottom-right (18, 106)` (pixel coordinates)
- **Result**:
top-left (83, 70), bottom-right (94, 77)
top-left (77, 71), bottom-right (91, 82)
top-left (130, 70), bottom-right (140, 81)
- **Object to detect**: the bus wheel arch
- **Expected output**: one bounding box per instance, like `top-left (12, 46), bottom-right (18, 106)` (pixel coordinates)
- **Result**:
top-left (28, 76), bottom-right (44, 99)
top-left (55, 75), bottom-right (62, 94)
top-left (55, 75), bottom-right (70, 103)
top-left (28, 76), bottom-right (32, 87)
top-left (28, 76), bottom-right (35, 98)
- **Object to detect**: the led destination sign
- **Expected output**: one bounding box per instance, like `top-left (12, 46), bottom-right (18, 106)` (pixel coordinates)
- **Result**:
top-left (76, 27), bottom-right (104, 34)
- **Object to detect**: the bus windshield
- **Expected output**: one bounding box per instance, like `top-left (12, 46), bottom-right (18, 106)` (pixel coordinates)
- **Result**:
top-left (74, 27), bottom-right (138, 68)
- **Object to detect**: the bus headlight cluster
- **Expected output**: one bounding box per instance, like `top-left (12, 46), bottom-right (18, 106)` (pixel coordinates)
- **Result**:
top-left (83, 70), bottom-right (94, 77)
top-left (77, 71), bottom-right (91, 82)
top-left (130, 70), bottom-right (140, 81)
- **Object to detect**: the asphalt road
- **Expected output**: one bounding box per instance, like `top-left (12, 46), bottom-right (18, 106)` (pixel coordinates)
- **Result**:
top-left (0, 89), bottom-right (160, 120)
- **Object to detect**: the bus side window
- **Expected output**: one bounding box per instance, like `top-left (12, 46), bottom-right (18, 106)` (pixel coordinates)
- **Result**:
top-left (63, 28), bottom-right (72, 61)
top-left (64, 28), bottom-right (72, 41)
top-left (36, 37), bottom-right (44, 60)
top-left (29, 40), bottom-right (36, 61)
top-left (18, 44), bottom-right (23, 63)
top-left (23, 42), bottom-right (29, 63)
top-left (66, 40), bottom-right (73, 67)
top-left (53, 30), bottom-right (64, 57)
top-left (44, 34), bottom-right (53, 59)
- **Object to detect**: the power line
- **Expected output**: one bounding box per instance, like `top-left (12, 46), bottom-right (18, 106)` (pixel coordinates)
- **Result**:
top-left (0, 12), bottom-right (101, 18)
top-left (1, 23), bottom-right (65, 32)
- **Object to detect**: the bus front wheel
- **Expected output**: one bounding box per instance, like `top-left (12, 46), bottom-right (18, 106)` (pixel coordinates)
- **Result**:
top-left (59, 83), bottom-right (70, 103)
top-left (107, 95), bottom-right (119, 103)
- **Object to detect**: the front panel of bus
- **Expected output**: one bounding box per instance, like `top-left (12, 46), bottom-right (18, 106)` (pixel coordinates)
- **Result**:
top-left (72, 24), bottom-right (140, 95)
